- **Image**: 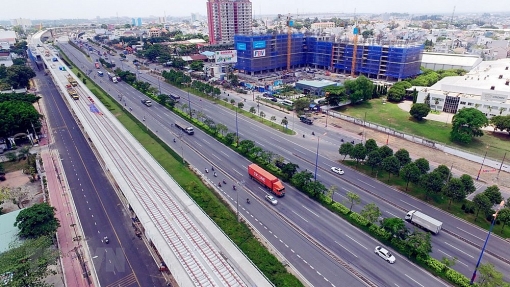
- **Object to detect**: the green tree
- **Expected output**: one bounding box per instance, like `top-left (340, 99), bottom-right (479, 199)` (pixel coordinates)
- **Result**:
top-left (360, 203), bottom-right (381, 224)
top-left (483, 185), bottom-right (503, 205)
top-left (421, 171), bottom-right (444, 200)
top-left (414, 158), bottom-right (430, 175)
top-left (490, 115), bottom-right (510, 134)
top-left (497, 208), bottom-right (510, 232)
top-left (433, 164), bottom-right (451, 182)
top-left (249, 106), bottom-right (256, 115)
top-left (450, 108), bottom-right (489, 144)
top-left (366, 150), bottom-right (382, 173)
top-left (345, 191), bottom-right (361, 212)
top-left (189, 60), bottom-right (204, 71)
top-left (404, 232), bottom-right (432, 259)
top-left (381, 156), bottom-right (400, 179)
top-left (387, 81), bottom-right (411, 102)
top-left (400, 162), bottom-right (421, 191)
top-left (237, 102), bottom-right (244, 109)
top-left (14, 203), bottom-right (60, 238)
top-left (238, 140), bottom-right (255, 155)
top-left (460, 174), bottom-right (476, 196)
top-left (442, 178), bottom-right (466, 209)
top-left (6, 65), bottom-right (36, 88)
top-left (350, 143), bottom-right (367, 165)
top-left (477, 263), bottom-right (504, 287)
top-left (281, 117), bottom-right (288, 129)
top-left (225, 132), bottom-right (236, 145)
top-left (270, 115), bottom-right (276, 126)
top-left (216, 123), bottom-right (228, 136)
top-left (293, 98), bottom-right (310, 115)
top-left (259, 111), bottom-right (266, 119)
top-left (378, 145), bottom-right (393, 159)
top-left (381, 218), bottom-right (406, 237)
top-left (364, 138), bottom-right (378, 154)
top-left (281, 163), bottom-right (299, 180)
top-left (306, 180), bottom-right (327, 198)
top-left (394, 148), bottom-right (411, 168)
top-left (291, 170), bottom-right (314, 189)
top-left (344, 76), bottom-right (374, 103)
top-left (0, 236), bottom-right (59, 287)
top-left (473, 193), bottom-right (492, 221)
top-left (339, 142), bottom-right (354, 161)
top-left (410, 103), bottom-right (431, 120)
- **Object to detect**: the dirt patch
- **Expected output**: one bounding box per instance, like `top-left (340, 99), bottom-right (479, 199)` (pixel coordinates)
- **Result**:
top-left (316, 116), bottom-right (510, 192)
top-left (0, 170), bottom-right (44, 214)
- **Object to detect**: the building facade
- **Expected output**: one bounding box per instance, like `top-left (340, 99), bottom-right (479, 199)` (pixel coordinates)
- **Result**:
top-left (235, 34), bottom-right (423, 81)
top-left (416, 59), bottom-right (510, 117)
top-left (207, 0), bottom-right (252, 45)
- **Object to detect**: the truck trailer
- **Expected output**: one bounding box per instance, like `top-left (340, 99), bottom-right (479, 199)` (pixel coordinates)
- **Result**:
top-left (65, 84), bottom-right (79, 100)
top-left (175, 121), bottom-right (194, 135)
top-left (248, 164), bottom-right (285, 197)
top-left (404, 210), bottom-right (442, 234)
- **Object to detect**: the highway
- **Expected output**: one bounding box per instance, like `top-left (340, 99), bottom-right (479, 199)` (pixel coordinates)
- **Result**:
top-left (31, 38), bottom-right (167, 286)
top-left (58, 39), bottom-right (457, 286)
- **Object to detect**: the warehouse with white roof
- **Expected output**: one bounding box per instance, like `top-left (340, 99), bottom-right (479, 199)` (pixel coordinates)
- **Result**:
top-left (416, 58), bottom-right (510, 118)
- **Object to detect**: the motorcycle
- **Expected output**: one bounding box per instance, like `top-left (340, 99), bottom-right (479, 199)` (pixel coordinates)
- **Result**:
top-left (246, 198), bottom-right (250, 204)
top-left (211, 166), bottom-right (215, 171)
top-left (218, 182), bottom-right (222, 187)
top-left (223, 179), bottom-right (227, 184)
top-left (173, 138), bottom-right (176, 143)
top-left (341, 138), bottom-right (344, 142)
top-left (205, 168), bottom-right (209, 173)
top-left (233, 185), bottom-right (236, 190)
top-left (213, 172), bottom-right (217, 177)
top-left (104, 236), bottom-right (109, 244)
top-left (312, 131), bottom-right (315, 136)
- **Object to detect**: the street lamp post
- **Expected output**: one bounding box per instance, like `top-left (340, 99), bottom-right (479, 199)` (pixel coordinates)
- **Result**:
top-left (470, 200), bottom-right (505, 285)
top-left (236, 180), bottom-right (245, 222)
top-left (187, 91), bottom-right (192, 118)
top-left (476, 150), bottom-right (488, 181)
top-left (157, 76), bottom-right (162, 95)
top-left (314, 133), bottom-right (327, 181)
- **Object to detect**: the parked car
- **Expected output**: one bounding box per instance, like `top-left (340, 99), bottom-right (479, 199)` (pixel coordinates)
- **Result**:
top-left (374, 246), bottom-right (395, 263)
top-left (330, 167), bottom-right (344, 175)
top-left (265, 195), bottom-right (278, 205)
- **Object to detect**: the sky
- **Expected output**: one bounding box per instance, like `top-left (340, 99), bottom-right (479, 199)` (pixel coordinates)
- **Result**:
top-left (2, 0), bottom-right (508, 21)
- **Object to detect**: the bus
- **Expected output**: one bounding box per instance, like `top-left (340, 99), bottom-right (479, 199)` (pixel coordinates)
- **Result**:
top-left (169, 94), bottom-right (180, 102)
top-left (281, 99), bottom-right (294, 106)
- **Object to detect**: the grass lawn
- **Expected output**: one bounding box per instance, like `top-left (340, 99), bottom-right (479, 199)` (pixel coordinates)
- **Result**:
top-left (339, 98), bottom-right (510, 160)
top-left (343, 160), bottom-right (510, 238)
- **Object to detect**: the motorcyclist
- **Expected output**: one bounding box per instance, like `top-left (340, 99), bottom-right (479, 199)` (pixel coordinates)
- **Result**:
top-left (246, 198), bottom-right (250, 204)
top-left (218, 182), bottom-right (222, 187)
top-left (312, 131), bottom-right (315, 136)
top-left (173, 138), bottom-right (176, 142)
top-left (205, 168), bottom-right (209, 173)
top-left (223, 179), bottom-right (227, 184)
top-left (214, 172), bottom-right (217, 177)
top-left (233, 185), bottom-right (236, 190)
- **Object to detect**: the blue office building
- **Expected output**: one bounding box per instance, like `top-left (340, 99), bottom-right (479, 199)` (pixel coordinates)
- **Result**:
top-left (235, 34), bottom-right (423, 81)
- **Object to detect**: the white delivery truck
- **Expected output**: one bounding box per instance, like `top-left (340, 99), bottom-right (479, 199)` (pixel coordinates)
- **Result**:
top-left (405, 210), bottom-right (443, 235)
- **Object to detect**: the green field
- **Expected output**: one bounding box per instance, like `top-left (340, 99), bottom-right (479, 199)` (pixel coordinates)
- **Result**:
top-left (339, 99), bottom-right (510, 160)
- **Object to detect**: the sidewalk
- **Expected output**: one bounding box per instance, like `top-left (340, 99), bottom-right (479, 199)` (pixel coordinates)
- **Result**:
top-left (43, 150), bottom-right (92, 287)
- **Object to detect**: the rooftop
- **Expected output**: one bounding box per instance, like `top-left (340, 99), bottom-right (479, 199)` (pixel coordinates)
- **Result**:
top-left (296, 79), bottom-right (338, 88)
top-left (0, 209), bottom-right (24, 253)
top-left (421, 52), bottom-right (482, 68)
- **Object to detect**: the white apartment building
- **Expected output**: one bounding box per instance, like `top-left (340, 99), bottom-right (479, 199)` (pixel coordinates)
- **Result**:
top-left (207, 0), bottom-right (252, 44)
top-left (416, 58), bottom-right (510, 118)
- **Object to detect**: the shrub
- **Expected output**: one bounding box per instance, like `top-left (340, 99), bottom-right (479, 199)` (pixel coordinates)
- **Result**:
top-left (445, 268), bottom-right (471, 287)
top-left (424, 256), bottom-right (446, 274)
top-left (332, 202), bottom-right (350, 215)
top-left (368, 225), bottom-right (391, 240)
top-left (349, 212), bottom-right (369, 226)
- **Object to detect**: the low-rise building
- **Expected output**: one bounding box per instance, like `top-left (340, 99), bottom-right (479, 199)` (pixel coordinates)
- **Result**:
top-left (416, 58), bottom-right (510, 117)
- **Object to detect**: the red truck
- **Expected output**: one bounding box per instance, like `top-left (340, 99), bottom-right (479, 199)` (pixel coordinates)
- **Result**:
top-left (248, 164), bottom-right (285, 197)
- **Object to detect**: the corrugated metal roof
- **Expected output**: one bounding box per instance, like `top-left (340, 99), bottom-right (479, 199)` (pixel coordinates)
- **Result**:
top-left (421, 52), bottom-right (481, 67)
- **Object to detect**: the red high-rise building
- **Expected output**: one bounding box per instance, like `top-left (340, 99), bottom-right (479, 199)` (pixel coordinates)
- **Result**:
top-left (207, 0), bottom-right (252, 45)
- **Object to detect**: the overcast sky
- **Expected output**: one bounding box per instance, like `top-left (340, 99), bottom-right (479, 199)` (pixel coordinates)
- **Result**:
top-left (2, 0), bottom-right (507, 21)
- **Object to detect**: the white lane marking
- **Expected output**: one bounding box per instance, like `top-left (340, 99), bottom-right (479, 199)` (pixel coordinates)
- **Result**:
top-left (456, 227), bottom-right (484, 241)
top-left (443, 242), bottom-right (475, 258)
top-left (291, 210), bottom-right (309, 223)
top-left (220, 150), bottom-right (230, 157)
top-left (438, 249), bottom-right (469, 267)
top-left (233, 169), bottom-right (243, 176)
top-left (334, 192), bottom-right (346, 199)
top-left (400, 200), bottom-right (421, 210)
top-left (357, 178), bottom-right (375, 188)
top-left (404, 274), bottom-right (424, 287)
top-left (211, 154), bottom-right (221, 161)
top-left (301, 205), bottom-right (320, 217)
top-left (334, 240), bottom-right (358, 258)
top-left (386, 211), bottom-right (398, 217)
top-left (344, 234), bottom-right (368, 250)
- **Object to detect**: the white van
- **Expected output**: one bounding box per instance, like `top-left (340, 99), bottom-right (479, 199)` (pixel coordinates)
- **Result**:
top-left (281, 99), bottom-right (294, 106)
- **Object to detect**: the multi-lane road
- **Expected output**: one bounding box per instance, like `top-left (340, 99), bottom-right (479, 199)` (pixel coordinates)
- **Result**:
top-left (32, 35), bottom-right (167, 286)
top-left (59, 38), bottom-right (510, 285)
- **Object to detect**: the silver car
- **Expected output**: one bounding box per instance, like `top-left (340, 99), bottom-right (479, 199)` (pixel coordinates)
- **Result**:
top-left (265, 195), bottom-right (278, 205)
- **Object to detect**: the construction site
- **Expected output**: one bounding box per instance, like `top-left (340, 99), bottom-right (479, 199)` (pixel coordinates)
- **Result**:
top-left (234, 33), bottom-right (423, 81)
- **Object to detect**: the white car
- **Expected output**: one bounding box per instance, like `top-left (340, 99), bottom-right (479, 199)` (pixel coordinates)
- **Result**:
top-left (331, 167), bottom-right (344, 175)
top-left (374, 246), bottom-right (395, 264)
top-left (265, 195), bottom-right (278, 205)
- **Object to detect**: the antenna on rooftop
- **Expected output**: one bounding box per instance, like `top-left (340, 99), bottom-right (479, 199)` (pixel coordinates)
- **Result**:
top-left (450, 6), bottom-right (456, 26)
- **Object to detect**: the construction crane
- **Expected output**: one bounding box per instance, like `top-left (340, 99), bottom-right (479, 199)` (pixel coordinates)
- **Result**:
top-left (350, 25), bottom-right (360, 78)
top-left (278, 14), bottom-right (294, 72)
